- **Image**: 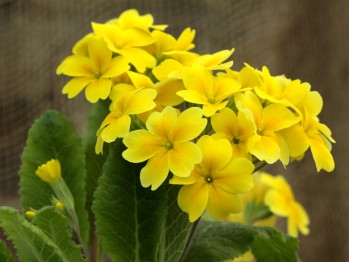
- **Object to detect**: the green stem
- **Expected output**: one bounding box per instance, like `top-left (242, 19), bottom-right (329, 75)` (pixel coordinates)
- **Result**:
top-left (254, 161), bottom-right (267, 172)
top-left (179, 217), bottom-right (201, 262)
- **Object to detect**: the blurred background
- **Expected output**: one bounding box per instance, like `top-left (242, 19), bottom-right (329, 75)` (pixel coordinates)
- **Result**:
top-left (0, 0), bottom-right (348, 261)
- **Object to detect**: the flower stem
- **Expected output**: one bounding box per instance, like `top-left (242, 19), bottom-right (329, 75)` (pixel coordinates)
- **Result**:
top-left (254, 161), bottom-right (267, 172)
top-left (179, 217), bottom-right (201, 262)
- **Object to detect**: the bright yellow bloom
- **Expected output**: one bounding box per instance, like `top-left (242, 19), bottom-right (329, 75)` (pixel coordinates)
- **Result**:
top-left (95, 87), bottom-right (157, 154)
top-left (170, 136), bottom-right (254, 222)
top-left (25, 210), bottom-right (36, 220)
top-left (177, 66), bottom-right (241, 117)
top-left (92, 22), bottom-right (156, 73)
top-left (55, 201), bottom-right (65, 210)
top-left (106, 9), bottom-right (167, 31)
top-left (261, 174), bottom-right (310, 237)
top-left (235, 91), bottom-right (300, 165)
top-left (60, 36), bottom-right (130, 103)
top-left (35, 159), bottom-right (62, 184)
top-left (123, 106), bottom-right (207, 190)
top-left (212, 108), bottom-right (260, 159)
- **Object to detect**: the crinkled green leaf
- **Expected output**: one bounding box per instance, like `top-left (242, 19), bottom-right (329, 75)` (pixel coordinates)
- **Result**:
top-left (0, 238), bottom-right (14, 262)
top-left (32, 206), bottom-right (86, 262)
top-left (251, 226), bottom-right (301, 262)
top-left (184, 221), bottom-right (300, 262)
top-left (0, 206), bottom-right (67, 262)
top-left (159, 185), bottom-right (192, 262)
top-left (19, 110), bottom-right (89, 244)
top-left (92, 140), bottom-right (168, 262)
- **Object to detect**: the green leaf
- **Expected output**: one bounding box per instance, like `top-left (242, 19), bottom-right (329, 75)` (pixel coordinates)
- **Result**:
top-left (84, 99), bottom-right (111, 223)
top-left (19, 110), bottom-right (89, 244)
top-left (251, 227), bottom-right (300, 262)
top-left (244, 200), bottom-right (272, 225)
top-left (0, 206), bottom-right (67, 262)
top-left (92, 140), bottom-right (168, 262)
top-left (32, 206), bottom-right (86, 262)
top-left (0, 238), bottom-right (14, 262)
top-left (184, 221), bottom-right (300, 262)
top-left (159, 186), bottom-right (192, 262)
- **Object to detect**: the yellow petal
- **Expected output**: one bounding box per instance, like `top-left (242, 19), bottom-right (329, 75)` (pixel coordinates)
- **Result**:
top-left (302, 91), bottom-right (323, 116)
top-left (146, 106), bottom-right (177, 139)
top-left (140, 151), bottom-right (169, 190)
top-left (168, 142), bottom-right (202, 177)
top-left (264, 190), bottom-right (290, 217)
top-left (309, 136), bottom-right (335, 172)
top-left (124, 88), bottom-right (157, 115)
top-left (279, 124), bottom-right (310, 157)
top-left (101, 115), bottom-right (131, 142)
top-left (202, 101), bottom-right (228, 117)
top-left (97, 78), bottom-right (113, 100)
top-left (61, 56), bottom-right (97, 77)
top-left (216, 158), bottom-right (254, 194)
top-left (102, 56), bottom-right (130, 78)
top-left (207, 186), bottom-right (241, 219)
top-left (155, 79), bottom-right (184, 106)
top-left (123, 130), bottom-right (164, 162)
top-left (262, 103), bottom-right (300, 132)
top-left (172, 107), bottom-right (207, 143)
top-left (152, 59), bottom-right (184, 81)
top-left (178, 182), bottom-right (209, 222)
top-left (62, 77), bottom-right (94, 98)
top-left (197, 136), bottom-right (232, 172)
top-left (120, 47), bottom-right (156, 73)
top-left (85, 80), bottom-right (100, 103)
top-left (250, 135), bottom-right (280, 164)
top-left (88, 37), bottom-right (112, 70)
top-left (169, 173), bottom-right (198, 185)
top-left (128, 71), bottom-right (154, 89)
top-left (176, 90), bottom-right (207, 104)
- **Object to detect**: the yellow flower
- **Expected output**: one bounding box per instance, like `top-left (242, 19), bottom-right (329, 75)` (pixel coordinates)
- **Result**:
top-left (25, 210), bottom-right (36, 220)
top-left (122, 106), bottom-right (207, 190)
top-left (60, 36), bottom-right (130, 103)
top-left (95, 86), bottom-right (157, 154)
top-left (55, 201), bottom-right (65, 211)
top-left (170, 136), bottom-right (254, 222)
top-left (35, 159), bottom-right (62, 184)
top-left (235, 91), bottom-right (300, 165)
top-left (261, 174), bottom-right (310, 237)
top-left (177, 66), bottom-right (241, 117)
top-left (211, 107), bottom-right (260, 159)
top-left (92, 22), bottom-right (156, 73)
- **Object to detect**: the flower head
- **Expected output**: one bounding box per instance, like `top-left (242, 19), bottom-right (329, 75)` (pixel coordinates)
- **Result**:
top-left (35, 159), bottom-right (62, 184)
top-left (170, 136), bottom-right (254, 222)
top-left (123, 106), bottom-right (207, 190)
top-left (261, 174), bottom-right (310, 237)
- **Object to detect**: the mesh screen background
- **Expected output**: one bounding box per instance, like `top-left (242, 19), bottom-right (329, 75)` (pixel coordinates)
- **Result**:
top-left (0, 0), bottom-right (348, 261)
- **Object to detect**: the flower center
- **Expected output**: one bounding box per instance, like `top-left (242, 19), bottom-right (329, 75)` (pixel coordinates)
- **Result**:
top-left (205, 176), bottom-right (213, 183)
top-left (233, 136), bottom-right (240, 144)
top-left (208, 97), bottom-right (216, 104)
top-left (165, 141), bottom-right (174, 150)
top-left (95, 71), bottom-right (102, 79)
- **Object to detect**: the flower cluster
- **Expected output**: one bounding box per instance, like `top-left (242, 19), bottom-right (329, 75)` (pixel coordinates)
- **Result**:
top-left (57, 9), bottom-right (335, 222)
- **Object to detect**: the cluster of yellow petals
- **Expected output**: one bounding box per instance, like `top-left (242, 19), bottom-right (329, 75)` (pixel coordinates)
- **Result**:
top-left (57, 9), bottom-right (335, 222)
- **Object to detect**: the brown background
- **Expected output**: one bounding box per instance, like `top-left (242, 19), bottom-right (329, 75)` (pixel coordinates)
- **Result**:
top-left (0, 0), bottom-right (348, 261)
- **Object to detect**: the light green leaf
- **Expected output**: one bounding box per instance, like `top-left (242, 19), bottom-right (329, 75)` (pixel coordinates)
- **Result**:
top-left (159, 186), bottom-right (192, 262)
top-left (84, 100), bottom-right (110, 225)
top-left (19, 110), bottom-right (89, 244)
top-left (92, 140), bottom-right (168, 262)
top-left (0, 206), bottom-right (67, 262)
top-left (184, 221), bottom-right (300, 262)
top-left (251, 227), bottom-right (300, 262)
top-left (0, 238), bottom-right (14, 262)
top-left (32, 206), bottom-right (86, 262)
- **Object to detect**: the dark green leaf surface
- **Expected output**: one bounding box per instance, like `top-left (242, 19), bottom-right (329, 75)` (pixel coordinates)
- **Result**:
top-left (19, 110), bottom-right (89, 244)
top-left (32, 206), bottom-right (86, 262)
top-left (0, 206), bottom-right (66, 262)
top-left (92, 140), bottom-right (168, 262)
top-left (184, 221), bottom-right (300, 262)
top-left (0, 238), bottom-right (14, 262)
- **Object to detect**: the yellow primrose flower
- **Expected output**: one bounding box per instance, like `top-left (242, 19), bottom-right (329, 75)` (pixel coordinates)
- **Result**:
top-left (122, 106), bottom-right (207, 190)
top-left (92, 22), bottom-right (156, 73)
top-left (261, 174), bottom-right (310, 237)
top-left (170, 136), bottom-right (254, 222)
top-left (106, 9), bottom-right (167, 31)
top-left (177, 66), bottom-right (241, 117)
top-left (60, 36), bottom-right (130, 103)
top-left (95, 86), bottom-right (157, 154)
top-left (235, 91), bottom-right (300, 165)
top-left (211, 107), bottom-right (260, 159)
top-left (25, 210), bottom-right (36, 220)
top-left (35, 159), bottom-right (62, 184)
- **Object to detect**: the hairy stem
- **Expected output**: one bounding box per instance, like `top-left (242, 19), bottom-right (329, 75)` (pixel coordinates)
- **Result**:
top-left (179, 217), bottom-right (201, 262)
